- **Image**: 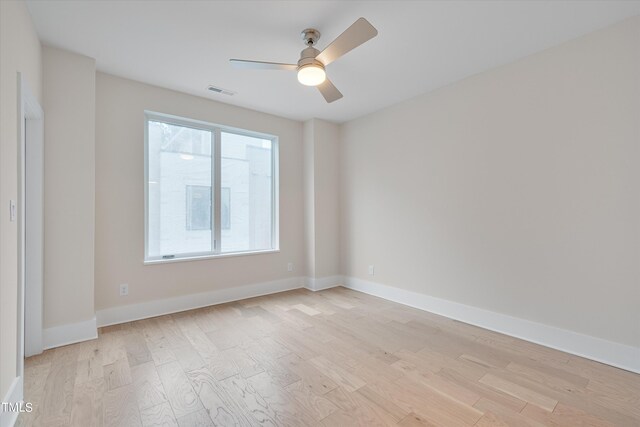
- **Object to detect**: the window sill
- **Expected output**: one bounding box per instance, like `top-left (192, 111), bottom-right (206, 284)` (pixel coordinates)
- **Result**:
top-left (144, 249), bottom-right (280, 265)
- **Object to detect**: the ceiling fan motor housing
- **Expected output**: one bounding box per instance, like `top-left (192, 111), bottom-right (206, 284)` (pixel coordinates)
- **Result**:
top-left (298, 46), bottom-right (323, 71)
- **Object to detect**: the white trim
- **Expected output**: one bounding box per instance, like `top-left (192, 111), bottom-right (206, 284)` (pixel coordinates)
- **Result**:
top-left (96, 276), bottom-right (305, 327)
top-left (143, 249), bottom-right (280, 265)
top-left (16, 74), bottom-right (44, 418)
top-left (43, 317), bottom-right (98, 350)
top-left (0, 376), bottom-right (22, 427)
top-left (304, 275), bottom-right (343, 292)
top-left (271, 137), bottom-right (280, 251)
top-left (22, 81), bottom-right (44, 357)
top-left (342, 277), bottom-right (640, 374)
top-left (213, 127), bottom-right (221, 251)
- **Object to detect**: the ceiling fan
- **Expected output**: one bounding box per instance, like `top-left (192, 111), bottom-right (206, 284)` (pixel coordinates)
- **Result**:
top-left (230, 18), bottom-right (378, 103)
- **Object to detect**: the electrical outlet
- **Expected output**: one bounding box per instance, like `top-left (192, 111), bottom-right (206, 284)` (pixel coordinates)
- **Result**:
top-left (119, 283), bottom-right (129, 296)
top-left (368, 265), bottom-right (375, 276)
top-left (287, 262), bottom-right (294, 272)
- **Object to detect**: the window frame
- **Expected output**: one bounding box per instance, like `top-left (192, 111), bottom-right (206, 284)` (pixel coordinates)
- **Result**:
top-left (144, 111), bottom-right (279, 264)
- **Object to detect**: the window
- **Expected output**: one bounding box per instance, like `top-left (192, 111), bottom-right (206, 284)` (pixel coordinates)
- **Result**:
top-left (145, 112), bottom-right (278, 262)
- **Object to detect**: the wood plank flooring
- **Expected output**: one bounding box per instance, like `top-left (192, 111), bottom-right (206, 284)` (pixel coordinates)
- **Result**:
top-left (17, 287), bottom-right (640, 426)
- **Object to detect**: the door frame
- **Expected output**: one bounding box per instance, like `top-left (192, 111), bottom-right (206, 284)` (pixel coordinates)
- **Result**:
top-left (0, 71), bottom-right (44, 427)
top-left (17, 72), bottom-right (45, 367)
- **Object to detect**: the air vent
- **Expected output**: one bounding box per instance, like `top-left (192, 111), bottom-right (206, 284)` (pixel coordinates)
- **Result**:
top-left (207, 85), bottom-right (236, 96)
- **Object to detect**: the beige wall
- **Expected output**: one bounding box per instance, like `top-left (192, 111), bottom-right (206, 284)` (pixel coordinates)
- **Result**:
top-left (340, 16), bottom-right (640, 347)
top-left (303, 119), bottom-right (341, 280)
top-left (42, 47), bottom-right (96, 328)
top-left (0, 0), bottom-right (42, 401)
top-left (312, 119), bottom-right (340, 278)
top-left (95, 73), bottom-right (305, 310)
top-left (303, 120), bottom-right (316, 278)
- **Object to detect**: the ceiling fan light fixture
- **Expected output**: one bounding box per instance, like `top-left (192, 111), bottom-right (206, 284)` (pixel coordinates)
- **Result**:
top-left (230, 18), bottom-right (378, 102)
top-left (297, 64), bottom-right (326, 86)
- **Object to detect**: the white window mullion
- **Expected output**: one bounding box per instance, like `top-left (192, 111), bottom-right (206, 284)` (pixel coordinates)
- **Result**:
top-left (271, 138), bottom-right (279, 250)
top-left (213, 127), bottom-right (222, 254)
top-left (144, 114), bottom-right (150, 261)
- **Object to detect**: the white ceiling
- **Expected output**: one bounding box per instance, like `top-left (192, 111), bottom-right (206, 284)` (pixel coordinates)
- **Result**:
top-left (27, 1), bottom-right (640, 123)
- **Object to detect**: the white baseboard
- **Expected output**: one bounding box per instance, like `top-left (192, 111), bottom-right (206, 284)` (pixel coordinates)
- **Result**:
top-left (1, 376), bottom-right (22, 427)
top-left (304, 275), bottom-right (343, 292)
top-left (342, 277), bottom-right (640, 374)
top-left (96, 276), bottom-right (305, 327)
top-left (43, 316), bottom-right (98, 350)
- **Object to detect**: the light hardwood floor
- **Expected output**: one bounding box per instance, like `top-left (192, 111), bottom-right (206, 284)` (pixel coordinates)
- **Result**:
top-left (17, 287), bottom-right (640, 426)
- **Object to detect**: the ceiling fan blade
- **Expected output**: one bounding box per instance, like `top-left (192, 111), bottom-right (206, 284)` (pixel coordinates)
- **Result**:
top-left (317, 78), bottom-right (343, 103)
top-left (316, 18), bottom-right (378, 66)
top-left (230, 59), bottom-right (297, 71)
